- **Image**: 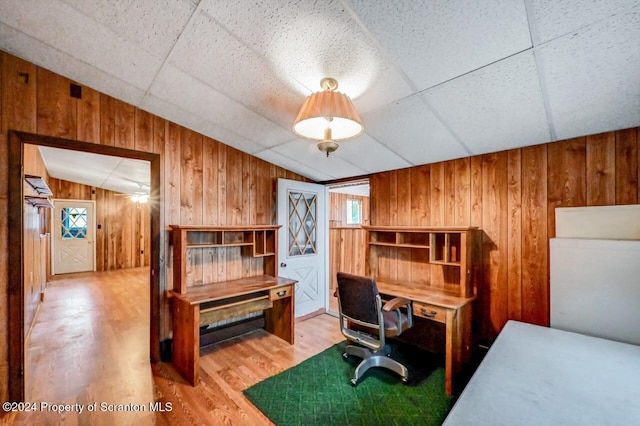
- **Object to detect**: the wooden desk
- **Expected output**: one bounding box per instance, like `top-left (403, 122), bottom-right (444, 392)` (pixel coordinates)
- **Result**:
top-left (171, 275), bottom-right (296, 385)
top-left (376, 281), bottom-right (475, 395)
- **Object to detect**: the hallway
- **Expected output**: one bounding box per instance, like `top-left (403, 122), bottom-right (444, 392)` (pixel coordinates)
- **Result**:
top-left (21, 268), bottom-right (154, 425)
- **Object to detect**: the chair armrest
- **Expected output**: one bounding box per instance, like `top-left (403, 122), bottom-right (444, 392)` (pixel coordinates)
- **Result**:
top-left (382, 297), bottom-right (412, 312)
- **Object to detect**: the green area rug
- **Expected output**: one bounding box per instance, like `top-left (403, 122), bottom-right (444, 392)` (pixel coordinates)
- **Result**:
top-left (244, 341), bottom-right (452, 425)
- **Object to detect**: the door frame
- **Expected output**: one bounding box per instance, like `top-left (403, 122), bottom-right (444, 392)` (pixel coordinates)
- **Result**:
top-left (8, 131), bottom-right (162, 402)
top-left (51, 199), bottom-right (97, 275)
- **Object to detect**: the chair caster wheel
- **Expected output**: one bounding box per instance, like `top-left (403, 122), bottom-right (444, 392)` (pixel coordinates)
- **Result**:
top-left (351, 378), bottom-right (358, 386)
top-left (342, 353), bottom-right (349, 359)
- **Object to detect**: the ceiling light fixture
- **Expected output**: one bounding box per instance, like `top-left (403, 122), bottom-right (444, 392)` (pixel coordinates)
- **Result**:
top-left (131, 192), bottom-right (148, 205)
top-left (293, 78), bottom-right (363, 157)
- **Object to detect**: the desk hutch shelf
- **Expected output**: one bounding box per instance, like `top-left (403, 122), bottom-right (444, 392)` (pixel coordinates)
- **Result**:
top-left (171, 225), bottom-right (278, 294)
top-left (363, 226), bottom-right (477, 298)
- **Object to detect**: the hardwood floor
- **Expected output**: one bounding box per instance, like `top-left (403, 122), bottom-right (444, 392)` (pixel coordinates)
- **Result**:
top-left (7, 268), bottom-right (344, 425)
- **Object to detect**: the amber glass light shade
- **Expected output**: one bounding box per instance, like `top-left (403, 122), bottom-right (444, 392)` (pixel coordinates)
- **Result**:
top-left (293, 89), bottom-right (363, 141)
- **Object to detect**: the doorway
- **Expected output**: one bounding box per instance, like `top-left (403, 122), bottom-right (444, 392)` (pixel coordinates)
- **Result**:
top-left (8, 131), bottom-right (162, 401)
top-left (327, 179), bottom-right (370, 315)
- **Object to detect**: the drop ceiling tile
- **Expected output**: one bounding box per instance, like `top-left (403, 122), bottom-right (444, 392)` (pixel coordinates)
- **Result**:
top-left (528, 0), bottom-right (639, 43)
top-left (0, 23), bottom-right (146, 106)
top-left (254, 149), bottom-right (333, 182)
top-left (332, 134), bottom-right (411, 174)
top-left (1, 0), bottom-right (164, 91)
top-left (362, 96), bottom-right (468, 165)
top-left (199, 0), bottom-right (413, 113)
top-left (148, 64), bottom-right (294, 149)
top-left (345, 0), bottom-right (532, 90)
top-left (167, 9), bottom-right (307, 129)
top-left (59, 0), bottom-right (196, 57)
top-left (110, 159), bottom-right (151, 186)
top-left (330, 184), bottom-right (370, 197)
top-left (40, 146), bottom-right (151, 194)
top-left (40, 146), bottom-right (121, 176)
top-left (39, 147), bottom-right (119, 189)
top-left (140, 93), bottom-right (264, 154)
top-left (271, 139), bottom-right (368, 180)
top-left (536, 10), bottom-right (640, 140)
top-left (424, 50), bottom-right (551, 155)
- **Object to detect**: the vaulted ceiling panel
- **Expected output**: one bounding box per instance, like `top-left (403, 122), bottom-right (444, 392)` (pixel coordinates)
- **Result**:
top-left (271, 139), bottom-right (368, 180)
top-left (1, 0), bottom-right (164, 91)
top-left (0, 22), bottom-right (147, 106)
top-left (167, 9), bottom-right (307, 129)
top-left (1, 0), bottom-right (638, 182)
top-left (425, 50), bottom-right (551, 154)
top-left (200, 0), bottom-right (413, 114)
top-left (345, 0), bottom-right (532, 91)
top-left (59, 0), bottom-right (196, 58)
top-left (147, 64), bottom-right (293, 150)
top-left (330, 134), bottom-right (412, 174)
top-left (362, 96), bottom-right (468, 165)
top-left (536, 10), bottom-right (640, 140)
top-left (254, 149), bottom-right (334, 182)
top-left (528, 0), bottom-right (639, 44)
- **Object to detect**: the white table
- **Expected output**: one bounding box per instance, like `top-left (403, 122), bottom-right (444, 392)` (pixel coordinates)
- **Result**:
top-left (443, 321), bottom-right (640, 425)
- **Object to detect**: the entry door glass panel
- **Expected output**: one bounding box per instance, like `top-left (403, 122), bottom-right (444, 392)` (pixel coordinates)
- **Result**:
top-left (288, 191), bottom-right (317, 256)
top-left (61, 207), bottom-right (88, 239)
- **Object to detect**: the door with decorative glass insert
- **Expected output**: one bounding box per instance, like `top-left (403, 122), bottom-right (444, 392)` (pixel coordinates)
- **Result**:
top-left (52, 200), bottom-right (96, 274)
top-left (277, 179), bottom-right (327, 318)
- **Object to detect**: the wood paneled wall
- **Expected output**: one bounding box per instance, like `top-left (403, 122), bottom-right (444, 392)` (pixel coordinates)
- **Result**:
top-left (369, 129), bottom-right (639, 342)
top-left (48, 178), bottom-right (151, 271)
top-left (0, 51), bottom-right (307, 402)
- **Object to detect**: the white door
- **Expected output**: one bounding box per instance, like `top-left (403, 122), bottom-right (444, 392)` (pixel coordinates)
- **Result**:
top-left (52, 200), bottom-right (96, 274)
top-left (277, 178), bottom-right (327, 318)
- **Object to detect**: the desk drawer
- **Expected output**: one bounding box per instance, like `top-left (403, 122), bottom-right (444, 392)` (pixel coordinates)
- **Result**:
top-left (270, 285), bottom-right (292, 301)
top-left (414, 302), bottom-right (446, 323)
top-left (199, 297), bottom-right (271, 326)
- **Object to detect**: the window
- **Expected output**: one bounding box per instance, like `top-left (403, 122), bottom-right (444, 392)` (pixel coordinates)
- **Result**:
top-left (346, 199), bottom-right (362, 225)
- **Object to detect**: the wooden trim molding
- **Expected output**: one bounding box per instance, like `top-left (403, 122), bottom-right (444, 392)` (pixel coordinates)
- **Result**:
top-left (7, 131), bottom-right (162, 401)
top-left (8, 132), bottom-right (25, 401)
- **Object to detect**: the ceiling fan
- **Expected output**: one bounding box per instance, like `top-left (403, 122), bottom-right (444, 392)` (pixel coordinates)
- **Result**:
top-left (113, 182), bottom-right (150, 205)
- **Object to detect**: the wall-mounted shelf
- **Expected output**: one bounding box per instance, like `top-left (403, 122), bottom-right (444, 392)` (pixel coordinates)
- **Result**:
top-left (24, 195), bottom-right (54, 209)
top-left (25, 174), bottom-right (53, 196)
top-left (24, 175), bottom-right (54, 209)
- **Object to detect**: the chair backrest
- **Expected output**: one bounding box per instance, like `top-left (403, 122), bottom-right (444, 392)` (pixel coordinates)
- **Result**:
top-left (336, 272), bottom-right (380, 325)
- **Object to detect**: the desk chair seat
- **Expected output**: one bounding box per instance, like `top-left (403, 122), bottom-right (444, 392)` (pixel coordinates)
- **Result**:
top-left (336, 272), bottom-right (413, 386)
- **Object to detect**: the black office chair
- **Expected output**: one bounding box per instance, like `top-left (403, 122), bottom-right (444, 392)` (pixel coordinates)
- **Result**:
top-left (336, 272), bottom-right (413, 386)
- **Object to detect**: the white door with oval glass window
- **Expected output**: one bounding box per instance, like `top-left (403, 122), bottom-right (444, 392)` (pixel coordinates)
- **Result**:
top-left (52, 200), bottom-right (96, 274)
top-left (277, 178), bottom-right (327, 318)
